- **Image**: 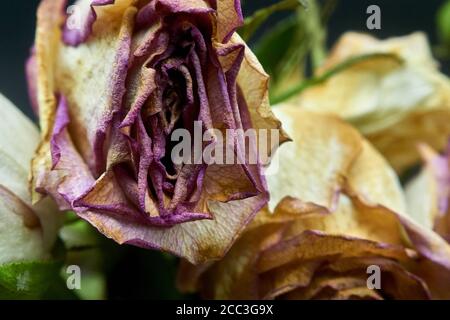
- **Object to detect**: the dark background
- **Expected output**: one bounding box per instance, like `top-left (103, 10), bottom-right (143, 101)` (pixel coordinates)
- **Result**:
top-left (0, 0), bottom-right (447, 120)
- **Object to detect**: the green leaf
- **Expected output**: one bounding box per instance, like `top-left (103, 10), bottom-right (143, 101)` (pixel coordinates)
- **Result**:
top-left (270, 53), bottom-right (404, 105)
top-left (239, 0), bottom-right (307, 41)
top-left (437, 0), bottom-right (450, 44)
top-left (254, 0), bottom-right (332, 96)
top-left (0, 260), bottom-right (62, 299)
top-left (254, 16), bottom-right (302, 82)
top-left (60, 218), bottom-right (99, 251)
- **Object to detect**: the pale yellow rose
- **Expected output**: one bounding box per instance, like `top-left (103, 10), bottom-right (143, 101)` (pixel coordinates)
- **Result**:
top-left (177, 105), bottom-right (450, 300)
top-left (0, 94), bottom-right (60, 264)
top-left (294, 32), bottom-right (450, 173)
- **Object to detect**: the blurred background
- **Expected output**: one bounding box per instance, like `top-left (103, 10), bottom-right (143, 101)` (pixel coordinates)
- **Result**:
top-left (0, 0), bottom-right (449, 299)
top-left (1, 0), bottom-right (448, 120)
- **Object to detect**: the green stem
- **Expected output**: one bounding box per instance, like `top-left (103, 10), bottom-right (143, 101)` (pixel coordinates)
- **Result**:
top-left (270, 53), bottom-right (403, 105)
top-left (240, 0), bottom-right (306, 41)
top-left (303, 0), bottom-right (327, 70)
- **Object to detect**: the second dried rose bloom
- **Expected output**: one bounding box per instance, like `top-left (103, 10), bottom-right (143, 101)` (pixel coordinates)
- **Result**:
top-left (295, 32), bottom-right (450, 173)
top-left (28, 0), bottom-right (285, 264)
top-left (178, 106), bottom-right (450, 299)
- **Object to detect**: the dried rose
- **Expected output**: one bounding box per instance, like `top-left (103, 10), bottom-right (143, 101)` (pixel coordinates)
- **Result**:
top-left (0, 94), bottom-right (60, 264)
top-left (294, 32), bottom-right (450, 173)
top-left (178, 106), bottom-right (450, 299)
top-left (405, 143), bottom-right (450, 242)
top-left (28, 0), bottom-right (286, 264)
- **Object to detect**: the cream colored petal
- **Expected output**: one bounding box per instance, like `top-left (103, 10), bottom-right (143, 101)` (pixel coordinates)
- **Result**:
top-left (295, 32), bottom-right (450, 173)
top-left (176, 206), bottom-right (288, 298)
top-left (405, 165), bottom-right (438, 230)
top-left (177, 106), bottom-right (450, 299)
top-left (0, 94), bottom-right (40, 171)
top-left (235, 34), bottom-right (290, 149)
top-left (280, 195), bottom-right (404, 247)
top-left (215, 0), bottom-right (243, 43)
top-left (367, 108), bottom-right (450, 173)
top-left (0, 186), bottom-right (46, 264)
top-left (199, 222), bottom-right (286, 299)
top-left (0, 150), bottom-right (29, 205)
top-left (56, 6), bottom-right (136, 167)
top-left (34, 0), bottom-right (66, 138)
top-left (0, 93), bottom-right (57, 263)
top-left (259, 260), bottom-right (319, 299)
top-left (320, 32), bottom-right (435, 71)
top-left (267, 106), bottom-right (362, 212)
top-left (80, 193), bottom-right (267, 265)
top-left (0, 93), bottom-right (61, 254)
top-left (0, 94), bottom-right (37, 206)
top-left (346, 140), bottom-right (406, 215)
top-left (32, 0), bottom-right (66, 203)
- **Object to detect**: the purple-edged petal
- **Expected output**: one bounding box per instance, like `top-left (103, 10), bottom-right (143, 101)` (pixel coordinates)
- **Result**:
top-left (58, 5), bottom-right (136, 173)
top-left (31, 0), bottom-right (284, 264)
top-left (37, 96), bottom-right (95, 209)
top-left (80, 191), bottom-right (267, 264)
top-left (63, 0), bottom-right (116, 46)
top-left (25, 47), bottom-right (39, 115)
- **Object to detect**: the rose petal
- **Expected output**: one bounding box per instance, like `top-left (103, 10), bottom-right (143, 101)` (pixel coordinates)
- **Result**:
top-left (0, 185), bottom-right (46, 264)
top-left (58, 5), bottom-right (136, 173)
top-left (267, 107), bottom-right (362, 212)
top-left (79, 192), bottom-right (267, 264)
top-left (406, 144), bottom-right (450, 237)
top-left (0, 93), bottom-right (60, 261)
top-left (62, 0), bottom-right (136, 46)
top-left (178, 107), bottom-right (450, 299)
top-left (295, 32), bottom-right (450, 173)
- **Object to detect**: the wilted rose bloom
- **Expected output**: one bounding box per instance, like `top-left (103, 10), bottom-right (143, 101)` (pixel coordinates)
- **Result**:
top-left (28, 0), bottom-right (285, 264)
top-left (0, 94), bottom-right (60, 264)
top-left (406, 143), bottom-right (450, 242)
top-left (294, 32), bottom-right (450, 173)
top-left (178, 106), bottom-right (450, 299)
